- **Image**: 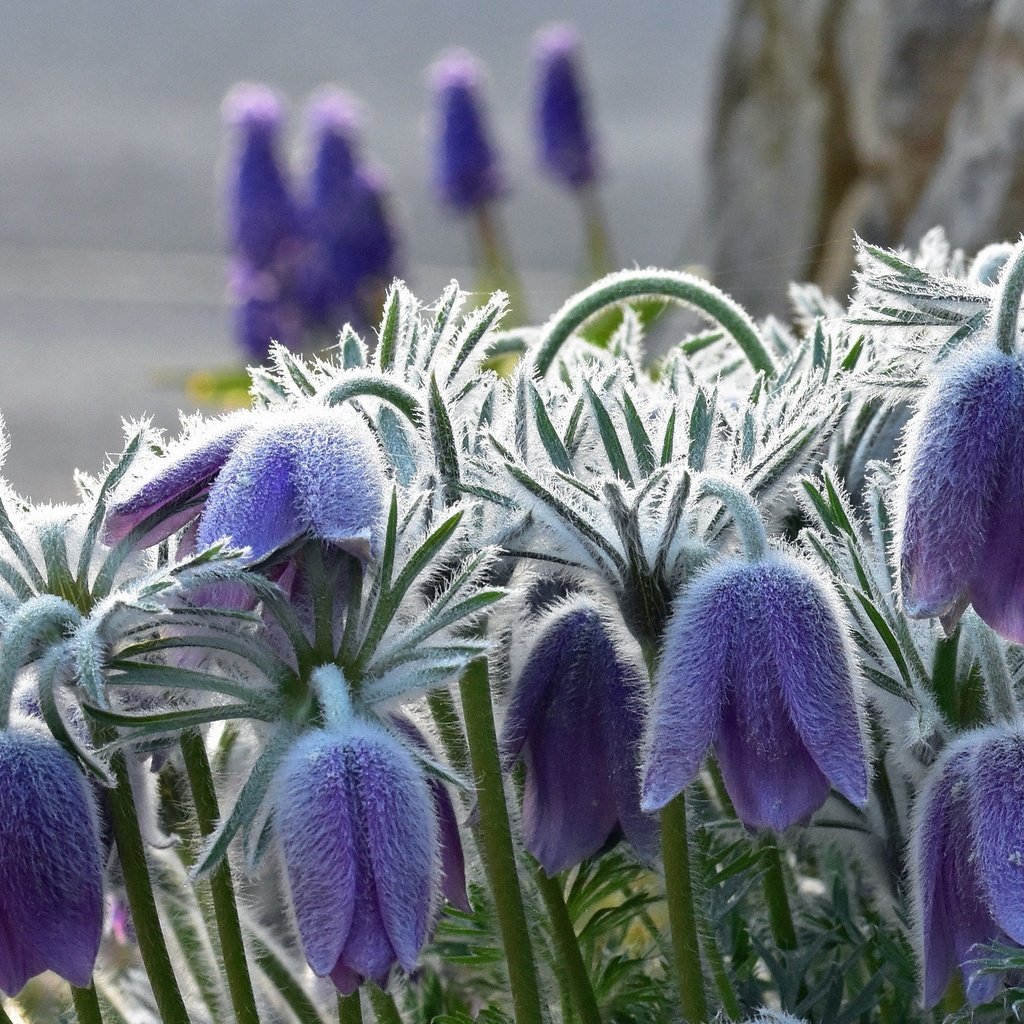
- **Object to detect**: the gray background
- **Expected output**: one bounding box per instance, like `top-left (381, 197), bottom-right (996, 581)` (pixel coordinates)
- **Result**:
top-left (1, 2), bottom-right (728, 501)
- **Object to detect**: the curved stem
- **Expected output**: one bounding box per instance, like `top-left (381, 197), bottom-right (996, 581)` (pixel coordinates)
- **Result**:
top-left (180, 729), bottom-right (262, 1024)
top-left (994, 239), bottom-right (1024, 354)
top-left (533, 269), bottom-right (774, 378)
top-left (976, 617), bottom-right (1019, 723)
top-left (660, 793), bottom-right (708, 1023)
top-left (761, 840), bottom-right (797, 950)
top-left (71, 984), bottom-right (104, 1024)
top-left (337, 992), bottom-right (363, 1024)
top-left (696, 477), bottom-right (768, 561)
top-left (458, 659), bottom-right (545, 1024)
top-left (533, 867), bottom-right (603, 1024)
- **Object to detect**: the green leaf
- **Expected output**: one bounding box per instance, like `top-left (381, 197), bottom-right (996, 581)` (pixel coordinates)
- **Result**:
top-left (429, 373), bottom-right (461, 505)
top-left (620, 389), bottom-right (656, 477)
top-left (583, 379), bottom-right (634, 485)
top-left (528, 382), bottom-right (572, 472)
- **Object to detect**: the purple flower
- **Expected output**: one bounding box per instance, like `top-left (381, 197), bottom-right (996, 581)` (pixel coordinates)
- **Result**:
top-left (274, 721), bottom-right (438, 992)
top-left (897, 347), bottom-right (1024, 642)
top-left (641, 552), bottom-right (868, 831)
top-left (500, 597), bottom-right (657, 875)
top-left (230, 264), bottom-right (305, 359)
top-left (430, 50), bottom-right (506, 213)
top-left (104, 406), bottom-right (387, 563)
top-left (0, 723), bottom-right (104, 995)
top-left (533, 24), bottom-right (599, 189)
top-left (912, 725), bottom-right (1024, 1007)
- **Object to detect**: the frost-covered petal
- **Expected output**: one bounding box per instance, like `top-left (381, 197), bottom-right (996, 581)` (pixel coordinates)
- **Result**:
top-left (641, 562), bottom-right (734, 813)
top-left (0, 726), bottom-right (104, 995)
top-left (275, 733), bottom-right (358, 977)
top-left (898, 349), bottom-right (1023, 620)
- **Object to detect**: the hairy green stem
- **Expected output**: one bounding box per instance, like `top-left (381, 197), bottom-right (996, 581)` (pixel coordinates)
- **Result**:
top-left (660, 794), bottom-right (708, 1023)
top-left (533, 867), bottom-right (602, 1024)
top-left (701, 925), bottom-right (742, 1021)
top-left (106, 752), bottom-right (192, 1024)
top-left (695, 477), bottom-right (768, 561)
top-left (426, 687), bottom-right (469, 772)
top-left (71, 984), bottom-right (105, 1024)
top-left (976, 618), bottom-right (1019, 724)
top-left (534, 268), bottom-right (774, 378)
top-left (337, 991), bottom-right (363, 1024)
top-left (366, 985), bottom-right (404, 1024)
top-left (761, 840), bottom-right (797, 951)
top-left (458, 659), bottom-right (545, 1024)
top-left (180, 729), bottom-right (262, 1024)
top-left (994, 239), bottom-right (1024, 354)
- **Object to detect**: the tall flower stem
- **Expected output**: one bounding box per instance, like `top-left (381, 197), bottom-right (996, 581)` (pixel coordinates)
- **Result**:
top-left (761, 840), bottom-right (797, 950)
top-left (660, 793), bottom-right (708, 1023)
top-left (977, 619), bottom-right (1019, 723)
top-left (71, 984), bottom-right (104, 1024)
top-left (472, 204), bottom-right (527, 322)
top-left (458, 659), bottom-right (545, 1024)
top-left (532, 868), bottom-right (602, 1024)
top-left (994, 238), bottom-right (1024, 354)
top-left (180, 729), bottom-right (262, 1024)
top-left (337, 992), bottom-right (362, 1024)
top-left (106, 751), bottom-right (192, 1024)
top-left (577, 185), bottom-right (612, 280)
top-left (366, 984), bottom-right (404, 1024)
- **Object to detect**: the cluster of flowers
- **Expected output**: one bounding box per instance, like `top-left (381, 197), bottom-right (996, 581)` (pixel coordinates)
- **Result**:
top-left (224, 22), bottom-right (602, 359)
top-left (6, 235), bottom-right (1024, 1021)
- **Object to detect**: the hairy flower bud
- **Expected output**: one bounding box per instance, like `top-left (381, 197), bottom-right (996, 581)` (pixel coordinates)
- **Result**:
top-left (642, 552), bottom-right (868, 830)
top-left (0, 723), bottom-right (104, 995)
top-left (273, 722), bottom-right (438, 992)
top-left (500, 597), bottom-right (657, 874)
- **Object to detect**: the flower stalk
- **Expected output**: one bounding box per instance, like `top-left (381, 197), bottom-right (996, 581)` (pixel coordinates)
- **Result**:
top-left (71, 984), bottom-right (104, 1024)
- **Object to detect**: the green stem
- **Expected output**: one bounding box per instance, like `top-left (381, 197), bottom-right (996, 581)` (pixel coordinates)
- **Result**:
top-left (534, 268), bottom-right (773, 378)
top-left (426, 688), bottom-right (469, 771)
top-left (458, 659), bottom-right (545, 1024)
top-left (71, 984), bottom-right (105, 1024)
top-left (701, 926), bottom-right (741, 1021)
top-left (180, 730), bottom-right (262, 1024)
top-left (695, 477), bottom-right (767, 561)
top-left (106, 751), bottom-right (192, 1024)
top-left (337, 991), bottom-right (363, 1024)
top-left (250, 935), bottom-right (323, 1024)
top-left (994, 239), bottom-right (1024, 354)
top-left (533, 868), bottom-right (602, 1024)
top-left (660, 794), bottom-right (708, 1023)
top-left (976, 617), bottom-right (1019, 723)
top-left (577, 185), bottom-right (612, 280)
top-left (761, 840), bottom-right (797, 951)
top-left (366, 984), bottom-right (404, 1024)
top-left (472, 204), bottom-right (527, 322)
top-left (0, 1002), bottom-right (12, 1024)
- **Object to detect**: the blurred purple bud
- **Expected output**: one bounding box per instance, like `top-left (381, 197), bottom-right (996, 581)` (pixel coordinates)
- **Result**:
top-left (642, 553), bottom-right (868, 831)
top-left (533, 24), bottom-right (599, 189)
top-left (274, 722), bottom-right (438, 991)
top-left (430, 50), bottom-right (505, 212)
top-left (501, 597), bottom-right (657, 875)
top-left (0, 725), bottom-right (104, 995)
top-left (897, 348), bottom-right (1024, 641)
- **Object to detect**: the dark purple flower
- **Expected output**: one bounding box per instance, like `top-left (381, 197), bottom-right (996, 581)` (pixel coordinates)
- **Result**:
top-left (430, 50), bottom-right (506, 213)
top-left (0, 723), bottom-right (104, 995)
top-left (642, 552), bottom-right (868, 831)
top-left (911, 725), bottom-right (1024, 1007)
top-left (897, 347), bottom-right (1024, 642)
top-left (274, 721), bottom-right (438, 992)
top-left (533, 24), bottom-right (599, 189)
top-left (104, 406), bottom-right (387, 563)
top-left (500, 597), bottom-right (657, 875)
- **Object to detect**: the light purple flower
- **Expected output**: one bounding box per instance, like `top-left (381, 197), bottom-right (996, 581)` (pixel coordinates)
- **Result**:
top-left (274, 721), bottom-right (438, 992)
top-left (104, 406), bottom-right (387, 563)
top-left (642, 552), bottom-right (868, 831)
top-left (0, 723), bottom-right (104, 995)
top-left (897, 347), bottom-right (1024, 641)
top-left (500, 597), bottom-right (657, 875)
top-left (911, 725), bottom-right (1024, 1007)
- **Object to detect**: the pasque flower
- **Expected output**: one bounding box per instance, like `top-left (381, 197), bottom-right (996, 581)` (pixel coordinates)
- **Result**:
top-left (642, 551), bottom-right (868, 830)
top-left (104, 405), bottom-right (387, 563)
top-left (0, 721), bottom-right (104, 995)
top-left (500, 597), bottom-right (657, 875)
top-left (273, 719), bottom-right (438, 992)
top-left (430, 50), bottom-right (506, 212)
top-left (912, 725), bottom-right (1024, 1006)
top-left (533, 24), bottom-right (599, 190)
top-left (897, 346), bottom-right (1024, 641)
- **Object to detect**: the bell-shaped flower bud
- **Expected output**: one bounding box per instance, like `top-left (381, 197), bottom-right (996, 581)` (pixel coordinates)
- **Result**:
top-left (273, 721), bottom-right (439, 992)
top-left (0, 723), bottom-right (104, 995)
top-left (429, 50), bottom-right (506, 213)
top-left (911, 725), bottom-right (1024, 1006)
top-left (642, 551), bottom-right (868, 831)
top-left (500, 597), bottom-right (657, 875)
top-left (533, 24), bottom-right (599, 190)
top-left (897, 347), bottom-right (1024, 640)
top-left (105, 406), bottom-right (387, 563)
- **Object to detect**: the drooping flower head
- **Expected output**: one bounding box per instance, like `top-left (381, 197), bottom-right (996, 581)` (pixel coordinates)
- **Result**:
top-left (642, 550), bottom-right (869, 830)
top-left (430, 50), bottom-right (506, 213)
top-left (0, 722), bottom-right (104, 995)
top-left (911, 725), bottom-right (1024, 1006)
top-left (273, 719), bottom-right (439, 992)
top-left (104, 405), bottom-right (388, 564)
top-left (897, 346), bottom-right (1024, 641)
top-left (500, 596), bottom-right (657, 875)
top-left (533, 23), bottom-right (599, 190)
